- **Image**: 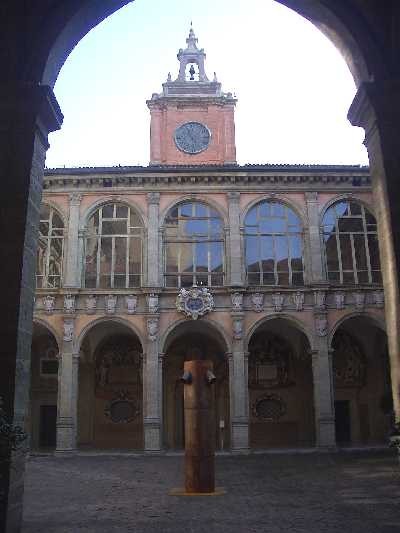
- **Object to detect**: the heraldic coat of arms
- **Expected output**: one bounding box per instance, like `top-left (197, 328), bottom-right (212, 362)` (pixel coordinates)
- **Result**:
top-left (176, 285), bottom-right (214, 320)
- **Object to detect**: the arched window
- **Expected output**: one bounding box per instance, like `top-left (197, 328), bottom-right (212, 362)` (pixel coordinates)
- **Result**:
top-left (84, 203), bottom-right (143, 288)
top-left (244, 201), bottom-right (304, 286)
top-left (36, 205), bottom-right (65, 288)
top-left (322, 200), bottom-right (381, 284)
top-left (164, 201), bottom-right (224, 287)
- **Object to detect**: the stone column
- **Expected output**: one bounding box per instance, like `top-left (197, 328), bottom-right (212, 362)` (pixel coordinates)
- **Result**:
top-left (230, 313), bottom-right (249, 452)
top-left (305, 192), bottom-right (325, 283)
top-left (348, 81), bottom-right (400, 423)
top-left (227, 192), bottom-right (244, 287)
top-left (56, 318), bottom-right (79, 452)
top-left (143, 316), bottom-right (162, 451)
top-left (146, 192), bottom-right (161, 288)
top-left (0, 84), bottom-right (62, 532)
top-left (312, 314), bottom-right (336, 448)
top-left (64, 193), bottom-right (82, 288)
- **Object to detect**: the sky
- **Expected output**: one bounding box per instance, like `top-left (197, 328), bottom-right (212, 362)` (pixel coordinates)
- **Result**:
top-left (46, 0), bottom-right (369, 168)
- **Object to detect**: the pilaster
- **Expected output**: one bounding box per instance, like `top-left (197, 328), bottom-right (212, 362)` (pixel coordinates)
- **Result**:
top-left (56, 317), bottom-right (79, 452)
top-left (227, 192), bottom-right (244, 287)
top-left (0, 83), bottom-right (63, 532)
top-left (64, 193), bottom-right (83, 288)
top-left (146, 192), bottom-right (161, 288)
top-left (143, 312), bottom-right (162, 452)
top-left (305, 192), bottom-right (324, 283)
top-left (348, 80), bottom-right (400, 423)
top-left (311, 317), bottom-right (336, 448)
top-left (230, 312), bottom-right (249, 452)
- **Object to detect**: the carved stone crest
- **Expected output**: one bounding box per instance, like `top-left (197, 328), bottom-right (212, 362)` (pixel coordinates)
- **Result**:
top-left (251, 292), bottom-right (264, 312)
top-left (315, 314), bottom-right (328, 337)
top-left (232, 317), bottom-right (243, 340)
top-left (373, 290), bottom-right (384, 308)
top-left (147, 317), bottom-right (159, 341)
top-left (231, 292), bottom-right (243, 311)
top-left (176, 286), bottom-right (214, 320)
top-left (314, 290), bottom-right (326, 310)
top-left (64, 294), bottom-right (75, 314)
top-left (292, 291), bottom-right (304, 311)
top-left (85, 294), bottom-right (97, 314)
top-left (42, 295), bottom-right (55, 314)
top-left (105, 294), bottom-right (117, 314)
top-left (125, 294), bottom-right (138, 314)
top-left (63, 318), bottom-right (75, 342)
top-left (147, 293), bottom-right (159, 314)
top-left (334, 291), bottom-right (345, 310)
top-left (353, 291), bottom-right (365, 311)
top-left (272, 293), bottom-right (284, 312)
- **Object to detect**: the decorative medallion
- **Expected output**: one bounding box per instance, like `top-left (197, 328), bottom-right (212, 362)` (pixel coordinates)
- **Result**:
top-left (147, 317), bottom-right (159, 341)
top-left (176, 286), bottom-right (214, 320)
top-left (353, 291), bottom-right (365, 311)
top-left (253, 394), bottom-right (286, 421)
top-left (272, 292), bottom-right (284, 312)
top-left (314, 290), bottom-right (326, 310)
top-left (231, 292), bottom-right (243, 311)
top-left (147, 293), bottom-right (159, 314)
top-left (105, 294), bottom-right (117, 314)
top-left (315, 314), bottom-right (328, 337)
top-left (232, 317), bottom-right (243, 340)
top-left (373, 290), bottom-right (384, 308)
top-left (63, 318), bottom-right (75, 342)
top-left (104, 392), bottom-right (139, 424)
top-left (64, 294), bottom-right (75, 314)
top-left (334, 291), bottom-right (345, 310)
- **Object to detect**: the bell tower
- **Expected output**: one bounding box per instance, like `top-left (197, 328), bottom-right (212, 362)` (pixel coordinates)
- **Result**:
top-left (147, 25), bottom-right (237, 165)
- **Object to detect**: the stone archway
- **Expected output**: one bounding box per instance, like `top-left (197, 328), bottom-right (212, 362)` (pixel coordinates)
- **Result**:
top-left (78, 320), bottom-right (143, 450)
top-left (29, 323), bottom-right (60, 450)
top-left (331, 316), bottom-right (391, 446)
top-left (162, 320), bottom-right (230, 450)
top-left (248, 317), bottom-right (315, 448)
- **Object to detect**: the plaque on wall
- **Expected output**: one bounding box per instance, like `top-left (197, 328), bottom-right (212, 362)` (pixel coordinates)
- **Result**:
top-left (104, 392), bottom-right (139, 424)
top-left (332, 330), bottom-right (366, 388)
top-left (248, 334), bottom-right (292, 389)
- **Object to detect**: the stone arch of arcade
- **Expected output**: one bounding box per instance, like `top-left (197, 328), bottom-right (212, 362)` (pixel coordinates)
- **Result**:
top-left (29, 321), bottom-right (60, 450)
top-left (3, 1), bottom-right (400, 530)
top-left (247, 316), bottom-right (315, 448)
top-left (329, 314), bottom-right (390, 446)
top-left (77, 319), bottom-right (144, 450)
top-left (162, 319), bottom-right (231, 450)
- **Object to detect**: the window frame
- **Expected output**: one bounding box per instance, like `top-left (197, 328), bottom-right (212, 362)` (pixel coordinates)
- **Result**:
top-left (36, 205), bottom-right (65, 289)
top-left (321, 200), bottom-right (381, 285)
top-left (244, 200), bottom-right (305, 287)
top-left (84, 202), bottom-right (144, 289)
top-left (163, 201), bottom-right (225, 288)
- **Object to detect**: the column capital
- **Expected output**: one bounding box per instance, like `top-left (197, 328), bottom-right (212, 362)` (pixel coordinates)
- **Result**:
top-left (227, 191), bottom-right (240, 203)
top-left (348, 80), bottom-right (400, 142)
top-left (69, 193), bottom-right (83, 206)
top-left (0, 83), bottom-right (63, 136)
top-left (147, 192), bottom-right (160, 205)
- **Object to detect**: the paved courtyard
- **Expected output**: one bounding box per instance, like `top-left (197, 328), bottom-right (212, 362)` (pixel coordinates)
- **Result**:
top-left (22, 450), bottom-right (400, 533)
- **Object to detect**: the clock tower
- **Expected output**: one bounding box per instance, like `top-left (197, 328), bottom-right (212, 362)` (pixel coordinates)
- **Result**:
top-left (147, 26), bottom-right (237, 165)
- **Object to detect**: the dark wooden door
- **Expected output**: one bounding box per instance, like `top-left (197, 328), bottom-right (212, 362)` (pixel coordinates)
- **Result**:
top-left (39, 405), bottom-right (57, 448)
top-left (335, 401), bottom-right (351, 444)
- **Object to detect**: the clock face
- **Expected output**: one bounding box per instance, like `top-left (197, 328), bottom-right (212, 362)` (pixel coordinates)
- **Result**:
top-left (174, 122), bottom-right (211, 154)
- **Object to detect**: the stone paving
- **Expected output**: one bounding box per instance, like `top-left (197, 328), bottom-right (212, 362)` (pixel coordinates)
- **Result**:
top-left (22, 450), bottom-right (400, 533)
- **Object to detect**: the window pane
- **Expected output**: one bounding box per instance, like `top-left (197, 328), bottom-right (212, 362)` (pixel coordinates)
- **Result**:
top-left (292, 272), bottom-right (304, 285)
top-left (195, 242), bottom-right (208, 271)
top-left (262, 272), bottom-right (276, 285)
top-left (102, 205), bottom-right (114, 218)
top-left (100, 238), bottom-right (112, 274)
top-left (166, 244), bottom-right (178, 272)
top-left (210, 242), bottom-right (223, 272)
top-left (278, 272), bottom-right (289, 285)
top-left (102, 220), bottom-right (126, 234)
top-left (246, 236), bottom-right (259, 270)
top-left (186, 219), bottom-right (208, 236)
top-left (354, 235), bottom-right (367, 270)
top-left (343, 271), bottom-right (355, 284)
top-left (165, 275), bottom-right (178, 287)
top-left (272, 203), bottom-right (285, 217)
top-left (328, 271), bottom-right (340, 283)
top-left (180, 203), bottom-right (193, 217)
top-left (180, 243), bottom-right (193, 272)
top-left (349, 202), bottom-right (362, 215)
top-left (181, 275), bottom-right (193, 287)
top-left (339, 234), bottom-right (353, 270)
top-left (260, 236), bottom-right (274, 271)
top-left (52, 213), bottom-right (64, 229)
top-left (245, 207), bottom-right (257, 225)
top-left (259, 202), bottom-right (270, 218)
top-left (114, 238), bottom-right (127, 274)
top-left (368, 234), bottom-right (381, 269)
top-left (129, 238), bottom-right (141, 275)
top-left (195, 203), bottom-right (207, 217)
top-left (357, 271), bottom-right (369, 284)
top-left (116, 205), bottom-right (128, 218)
top-left (275, 236), bottom-right (289, 271)
top-left (335, 202), bottom-right (349, 218)
top-left (338, 218), bottom-right (363, 233)
top-left (248, 273), bottom-right (260, 285)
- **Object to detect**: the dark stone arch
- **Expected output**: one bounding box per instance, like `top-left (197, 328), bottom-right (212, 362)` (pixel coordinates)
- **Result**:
top-left (247, 316), bottom-right (315, 448)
